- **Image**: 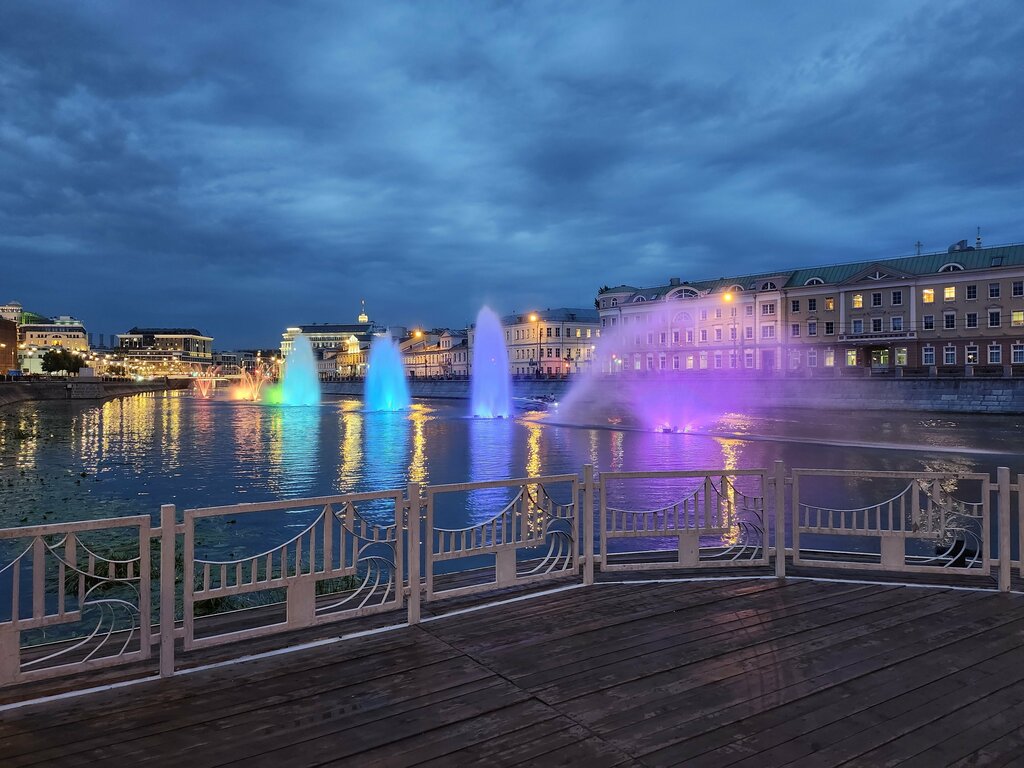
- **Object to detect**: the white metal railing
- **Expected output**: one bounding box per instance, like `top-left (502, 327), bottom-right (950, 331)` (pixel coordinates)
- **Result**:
top-left (599, 469), bottom-right (770, 571)
top-left (0, 516), bottom-right (153, 686)
top-left (0, 461), bottom-right (1019, 693)
top-left (181, 490), bottom-right (404, 651)
top-left (419, 473), bottom-right (581, 601)
top-left (791, 469), bottom-right (991, 574)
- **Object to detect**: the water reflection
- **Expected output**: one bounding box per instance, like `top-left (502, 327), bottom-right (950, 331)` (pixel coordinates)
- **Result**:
top-left (467, 417), bottom-right (515, 525)
top-left (337, 401), bottom-right (364, 494)
top-left (362, 410), bottom-right (409, 491)
top-left (407, 404), bottom-right (431, 486)
top-left (267, 406), bottom-right (320, 497)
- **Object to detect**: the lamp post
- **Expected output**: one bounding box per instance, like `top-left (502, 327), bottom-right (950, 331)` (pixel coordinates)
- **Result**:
top-left (528, 313), bottom-right (540, 378)
top-left (413, 329), bottom-right (425, 378)
top-left (723, 291), bottom-right (739, 371)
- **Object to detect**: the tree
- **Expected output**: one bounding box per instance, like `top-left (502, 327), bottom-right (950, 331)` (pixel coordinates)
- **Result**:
top-left (41, 348), bottom-right (84, 375)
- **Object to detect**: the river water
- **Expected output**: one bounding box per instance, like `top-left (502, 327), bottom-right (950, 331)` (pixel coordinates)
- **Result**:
top-left (1, 390), bottom-right (1021, 561)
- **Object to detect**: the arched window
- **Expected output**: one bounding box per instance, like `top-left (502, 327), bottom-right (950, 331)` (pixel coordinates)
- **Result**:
top-left (633, 296), bottom-right (646, 303)
top-left (938, 263), bottom-right (965, 273)
top-left (804, 277), bottom-right (824, 286)
top-left (761, 281), bottom-right (777, 290)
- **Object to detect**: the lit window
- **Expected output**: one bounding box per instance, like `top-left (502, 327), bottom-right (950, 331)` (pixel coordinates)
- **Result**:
top-left (824, 348), bottom-right (835, 367)
top-left (966, 346), bottom-right (979, 365)
top-left (944, 286), bottom-right (956, 301)
top-left (852, 294), bottom-right (863, 308)
top-left (922, 289), bottom-right (935, 304)
top-left (845, 349), bottom-right (857, 366)
top-left (895, 347), bottom-right (907, 366)
top-left (1012, 310), bottom-right (1024, 327)
top-left (825, 297), bottom-right (835, 311)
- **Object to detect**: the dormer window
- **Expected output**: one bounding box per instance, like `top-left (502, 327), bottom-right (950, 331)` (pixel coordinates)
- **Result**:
top-left (804, 277), bottom-right (824, 286)
top-left (761, 281), bottom-right (777, 290)
top-left (866, 270), bottom-right (887, 280)
top-left (633, 296), bottom-right (646, 303)
top-left (938, 263), bottom-right (965, 273)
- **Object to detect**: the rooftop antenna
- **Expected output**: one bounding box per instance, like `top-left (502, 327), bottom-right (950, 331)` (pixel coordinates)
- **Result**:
top-left (976, 227), bottom-right (982, 250)
top-left (914, 240), bottom-right (923, 255)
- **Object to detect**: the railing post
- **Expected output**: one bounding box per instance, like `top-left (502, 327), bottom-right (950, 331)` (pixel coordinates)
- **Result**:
top-left (406, 483), bottom-right (421, 624)
top-left (159, 504), bottom-right (176, 678)
top-left (582, 464), bottom-right (595, 586)
top-left (774, 461), bottom-right (786, 580)
top-left (998, 467), bottom-right (1011, 592)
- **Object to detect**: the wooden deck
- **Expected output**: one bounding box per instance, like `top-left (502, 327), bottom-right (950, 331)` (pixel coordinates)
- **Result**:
top-left (3, 578), bottom-right (1024, 767)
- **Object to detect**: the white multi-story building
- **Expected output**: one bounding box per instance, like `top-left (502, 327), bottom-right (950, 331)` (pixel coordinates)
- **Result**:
top-left (496, 308), bottom-right (601, 377)
top-left (402, 330), bottom-right (469, 378)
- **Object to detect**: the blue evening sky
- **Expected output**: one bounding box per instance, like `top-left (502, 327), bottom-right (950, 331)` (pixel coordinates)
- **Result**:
top-left (1, 1), bottom-right (1021, 347)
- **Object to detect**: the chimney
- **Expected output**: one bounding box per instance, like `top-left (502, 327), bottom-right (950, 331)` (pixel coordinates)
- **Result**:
top-left (669, 277), bottom-right (680, 286)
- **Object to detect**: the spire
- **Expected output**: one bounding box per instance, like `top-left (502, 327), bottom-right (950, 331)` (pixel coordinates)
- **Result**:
top-left (357, 299), bottom-right (369, 324)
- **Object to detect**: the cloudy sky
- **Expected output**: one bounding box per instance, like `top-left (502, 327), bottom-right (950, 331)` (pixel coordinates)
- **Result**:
top-left (2, 1), bottom-right (1021, 347)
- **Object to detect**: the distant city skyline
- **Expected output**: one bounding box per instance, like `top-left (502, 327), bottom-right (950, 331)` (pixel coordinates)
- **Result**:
top-left (2, 1), bottom-right (1022, 348)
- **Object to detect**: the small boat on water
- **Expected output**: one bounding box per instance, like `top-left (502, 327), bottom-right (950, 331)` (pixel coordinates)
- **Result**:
top-left (513, 395), bottom-right (558, 411)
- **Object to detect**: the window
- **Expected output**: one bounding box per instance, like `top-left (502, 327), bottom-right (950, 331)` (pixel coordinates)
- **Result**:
top-left (871, 318), bottom-right (883, 333)
top-left (895, 347), bottom-right (907, 366)
top-left (686, 355), bottom-right (694, 369)
top-left (823, 348), bottom-right (835, 367)
top-left (1013, 281), bottom-right (1023, 297)
top-left (745, 305), bottom-right (753, 316)
top-left (791, 324), bottom-right (800, 337)
top-left (808, 322), bottom-right (817, 336)
top-left (672, 355), bottom-right (680, 370)
top-left (808, 349), bottom-right (818, 367)
top-left (700, 329), bottom-right (708, 342)
top-left (714, 352), bottom-right (723, 369)
top-left (853, 294), bottom-right (863, 308)
top-left (922, 288), bottom-right (935, 304)
top-left (990, 283), bottom-right (1001, 299)
top-left (545, 327), bottom-right (552, 337)
top-left (944, 286), bottom-right (956, 301)
top-left (672, 330), bottom-right (679, 343)
top-left (846, 349), bottom-right (857, 366)
top-left (966, 285), bottom-right (977, 300)
top-left (659, 354), bottom-right (667, 370)
top-left (966, 345), bottom-right (979, 365)
top-left (647, 333), bottom-right (653, 344)
top-left (791, 300), bottom-right (800, 313)
top-left (989, 310), bottom-right (1001, 328)
top-left (761, 303), bottom-right (776, 316)
top-left (686, 330), bottom-right (694, 343)
top-left (966, 313), bottom-right (978, 329)
top-left (714, 328), bottom-right (723, 341)
top-left (923, 346), bottom-right (935, 366)
top-left (761, 325), bottom-right (776, 339)
top-left (923, 315), bottom-right (934, 330)
top-left (744, 327), bottom-right (753, 340)
top-left (825, 321), bottom-right (835, 335)
top-left (852, 320), bottom-right (864, 334)
top-left (659, 332), bottom-right (666, 344)
top-left (699, 352), bottom-right (708, 369)
top-left (989, 344), bottom-right (1002, 364)
top-left (761, 281), bottom-right (777, 290)
top-left (555, 327), bottom-right (561, 337)
top-left (944, 313), bottom-right (956, 330)
top-left (808, 299), bottom-right (817, 311)
top-left (825, 297), bottom-right (835, 311)
top-left (744, 350), bottom-right (754, 368)
top-left (730, 326), bottom-right (737, 340)
top-left (700, 310), bottom-right (708, 320)
top-left (944, 346), bottom-right (956, 365)
top-left (871, 292), bottom-right (882, 307)
top-left (891, 290), bottom-right (903, 306)
top-left (1013, 310), bottom-right (1024, 327)
top-left (1013, 344), bottom-right (1024, 365)
top-left (891, 317), bottom-right (903, 332)
top-left (715, 308), bottom-right (722, 319)
top-left (789, 350), bottom-right (800, 370)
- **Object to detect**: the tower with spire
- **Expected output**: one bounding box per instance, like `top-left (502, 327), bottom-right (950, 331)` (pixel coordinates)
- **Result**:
top-left (357, 299), bottom-right (368, 324)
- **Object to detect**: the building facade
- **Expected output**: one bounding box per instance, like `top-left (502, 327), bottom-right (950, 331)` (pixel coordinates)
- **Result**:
top-left (596, 242), bottom-right (1024, 374)
top-left (0, 318), bottom-right (16, 372)
top-left (497, 308), bottom-right (601, 377)
top-left (402, 330), bottom-right (469, 378)
top-left (117, 328), bottom-right (214, 373)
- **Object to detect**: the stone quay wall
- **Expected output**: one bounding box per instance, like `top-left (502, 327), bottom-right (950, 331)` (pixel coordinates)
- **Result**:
top-left (0, 379), bottom-right (190, 410)
top-left (324, 377), bottom-right (1024, 414)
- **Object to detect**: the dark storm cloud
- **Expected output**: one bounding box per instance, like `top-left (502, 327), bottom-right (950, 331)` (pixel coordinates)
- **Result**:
top-left (1, 0), bottom-right (1021, 346)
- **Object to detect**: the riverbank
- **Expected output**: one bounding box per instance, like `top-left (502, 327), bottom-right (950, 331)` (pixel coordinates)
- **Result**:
top-left (0, 379), bottom-right (190, 409)
top-left (324, 376), bottom-right (1024, 413)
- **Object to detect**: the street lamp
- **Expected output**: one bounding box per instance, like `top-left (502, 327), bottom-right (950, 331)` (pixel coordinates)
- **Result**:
top-left (528, 313), bottom-right (540, 377)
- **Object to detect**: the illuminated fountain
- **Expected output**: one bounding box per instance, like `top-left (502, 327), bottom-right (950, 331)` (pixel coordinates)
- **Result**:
top-left (190, 365), bottom-right (221, 399)
top-left (232, 362), bottom-right (272, 402)
top-left (471, 306), bottom-right (512, 419)
top-left (364, 337), bottom-right (410, 412)
top-left (264, 335), bottom-right (321, 406)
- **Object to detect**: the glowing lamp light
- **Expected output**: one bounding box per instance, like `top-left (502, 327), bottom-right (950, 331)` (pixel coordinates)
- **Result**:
top-left (528, 313), bottom-right (538, 322)
top-left (723, 292), bottom-right (733, 302)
